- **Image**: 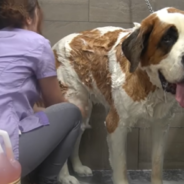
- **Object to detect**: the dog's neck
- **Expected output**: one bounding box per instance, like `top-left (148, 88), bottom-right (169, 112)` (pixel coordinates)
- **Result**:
top-left (141, 66), bottom-right (162, 89)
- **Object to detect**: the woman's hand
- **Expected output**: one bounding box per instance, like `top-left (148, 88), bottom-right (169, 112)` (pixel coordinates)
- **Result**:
top-left (33, 104), bottom-right (45, 113)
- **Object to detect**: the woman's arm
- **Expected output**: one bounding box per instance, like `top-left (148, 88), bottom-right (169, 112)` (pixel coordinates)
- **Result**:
top-left (38, 76), bottom-right (85, 117)
top-left (38, 76), bottom-right (67, 107)
top-left (33, 76), bottom-right (67, 113)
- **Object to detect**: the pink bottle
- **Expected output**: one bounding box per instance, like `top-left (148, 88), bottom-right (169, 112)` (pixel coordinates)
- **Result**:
top-left (0, 130), bottom-right (21, 184)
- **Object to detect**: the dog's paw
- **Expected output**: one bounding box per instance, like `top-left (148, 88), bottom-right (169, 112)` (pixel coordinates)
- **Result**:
top-left (58, 175), bottom-right (80, 184)
top-left (73, 165), bottom-right (93, 177)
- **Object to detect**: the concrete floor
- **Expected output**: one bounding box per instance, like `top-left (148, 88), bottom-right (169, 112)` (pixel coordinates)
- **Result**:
top-left (76, 170), bottom-right (184, 184)
top-left (21, 169), bottom-right (184, 184)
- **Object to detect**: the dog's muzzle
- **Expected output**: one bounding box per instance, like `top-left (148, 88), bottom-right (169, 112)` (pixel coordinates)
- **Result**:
top-left (158, 71), bottom-right (176, 95)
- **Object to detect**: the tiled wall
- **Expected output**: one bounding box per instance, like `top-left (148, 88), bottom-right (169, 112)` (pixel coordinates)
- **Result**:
top-left (40, 0), bottom-right (184, 170)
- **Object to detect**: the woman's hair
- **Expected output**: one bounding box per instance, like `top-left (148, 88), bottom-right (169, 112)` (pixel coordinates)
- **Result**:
top-left (0, 0), bottom-right (43, 34)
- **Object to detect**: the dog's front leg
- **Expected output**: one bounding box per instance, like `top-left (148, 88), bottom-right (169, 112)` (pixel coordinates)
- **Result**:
top-left (151, 120), bottom-right (170, 184)
top-left (71, 128), bottom-right (93, 177)
top-left (106, 108), bottom-right (129, 184)
top-left (58, 161), bottom-right (80, 184)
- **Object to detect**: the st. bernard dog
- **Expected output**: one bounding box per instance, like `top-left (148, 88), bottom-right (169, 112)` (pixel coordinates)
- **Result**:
top-left (52, 7), bottom-right (184, 184)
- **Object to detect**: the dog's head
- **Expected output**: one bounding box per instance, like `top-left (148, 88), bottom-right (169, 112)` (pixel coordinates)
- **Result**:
top-left (122, 7), bottom-right (184, 107)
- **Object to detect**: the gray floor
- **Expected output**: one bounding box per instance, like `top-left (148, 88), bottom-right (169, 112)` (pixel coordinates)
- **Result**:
top-left (76, 170), bottom-right (184, 184)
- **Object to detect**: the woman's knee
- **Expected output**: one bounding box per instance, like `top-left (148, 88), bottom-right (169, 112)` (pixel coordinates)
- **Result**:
top-left (46, 102), bottom-right (82, 127)
top-left (59, 103), bottom-right (82, 133)
top-left (61, 102), bottom-right (82, 121)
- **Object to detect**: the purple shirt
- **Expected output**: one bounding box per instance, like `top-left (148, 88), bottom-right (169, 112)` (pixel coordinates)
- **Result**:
top-left (0, 28), bottom-right (57, 160)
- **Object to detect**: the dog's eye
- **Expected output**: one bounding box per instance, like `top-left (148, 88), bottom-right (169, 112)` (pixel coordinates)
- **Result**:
top-left (159, 26), bottom-right (178, 49)
top-left (162, 35), bottom-right (173, 44)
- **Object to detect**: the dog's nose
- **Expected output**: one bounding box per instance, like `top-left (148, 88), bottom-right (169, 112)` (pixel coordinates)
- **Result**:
top-left (182, 55), bottom-right (184, 65)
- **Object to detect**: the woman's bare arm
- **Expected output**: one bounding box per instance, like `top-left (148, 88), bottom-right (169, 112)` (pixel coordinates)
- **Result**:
top-left (38, 76), bottom-right (67, 107)
top-left (35, 76), bottom-right (85, 117)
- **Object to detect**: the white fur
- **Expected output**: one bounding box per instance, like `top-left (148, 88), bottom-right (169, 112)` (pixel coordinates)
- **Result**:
top-left (95, 26), bottom-right (126, 35)
top-left (59, 162), bottom-right (80, 184)
top-left (107, 126), bottom-right (128, 184)
top-left (53, 8), bottom-right (184, 184)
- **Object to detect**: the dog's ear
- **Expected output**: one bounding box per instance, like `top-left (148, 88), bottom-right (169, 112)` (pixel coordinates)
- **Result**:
top-left (122, 24), bottom-right (153, 73)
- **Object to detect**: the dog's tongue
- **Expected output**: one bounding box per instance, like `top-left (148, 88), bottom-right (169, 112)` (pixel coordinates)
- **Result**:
top-left (176, 83), bottom-right (184, 108)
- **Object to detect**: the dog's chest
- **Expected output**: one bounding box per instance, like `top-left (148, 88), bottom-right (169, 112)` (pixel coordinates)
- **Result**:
top-left (107, 50), bottom-right (176, 126)
top-left (112, 86), bottom-right (177, 127)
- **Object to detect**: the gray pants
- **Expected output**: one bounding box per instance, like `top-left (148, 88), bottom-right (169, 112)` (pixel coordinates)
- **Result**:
top-left (19, 103), bottom-right (82, 181)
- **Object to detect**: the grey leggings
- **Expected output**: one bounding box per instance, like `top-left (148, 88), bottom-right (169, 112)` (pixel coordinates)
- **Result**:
top-left (19, 103), bottom-right (82, 180)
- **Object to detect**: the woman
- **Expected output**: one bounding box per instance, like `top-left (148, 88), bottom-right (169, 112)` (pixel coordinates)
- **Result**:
top-left (0, 0), bottom-right (82, 183)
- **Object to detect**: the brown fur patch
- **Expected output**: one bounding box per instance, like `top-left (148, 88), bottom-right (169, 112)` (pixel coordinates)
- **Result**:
top-left (106, 106), bottom-right (119, 133)
top-left (139, 15), bottom-right (175, 67)
top-left (69, 29), bottom-right (126, 105)
top-left (167, 7), bottom-right (184, 15)
top-left (121, 14), bottom-right (171, 72)
top-left (116, 37), bottom-right (156, 101)
top-left (53, 50), bottom-right (61, 69)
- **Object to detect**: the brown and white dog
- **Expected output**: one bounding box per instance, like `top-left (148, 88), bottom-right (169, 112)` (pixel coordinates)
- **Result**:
top-left (52, 7), bottom-right (184, 184)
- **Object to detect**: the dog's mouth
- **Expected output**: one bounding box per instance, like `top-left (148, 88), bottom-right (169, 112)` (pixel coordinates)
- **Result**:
top-left (158, 71), bottom-right (176, 95)
top-left (158, 71), bottom-right (184, 108)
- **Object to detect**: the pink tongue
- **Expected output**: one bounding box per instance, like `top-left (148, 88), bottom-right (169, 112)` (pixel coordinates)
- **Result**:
top-left (176, 83), bottom-right (184, 108)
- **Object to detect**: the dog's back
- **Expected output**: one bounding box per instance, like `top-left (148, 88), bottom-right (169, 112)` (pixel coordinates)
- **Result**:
top-left (52, 27), bottom-right (132, 111)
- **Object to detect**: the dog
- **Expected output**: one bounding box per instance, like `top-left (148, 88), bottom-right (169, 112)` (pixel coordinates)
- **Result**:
top-left (51, 7), bottom-right (184, 184)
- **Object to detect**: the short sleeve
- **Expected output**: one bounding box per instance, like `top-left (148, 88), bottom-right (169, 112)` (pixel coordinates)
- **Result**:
top-left (35, 39), bottom-right (57, 79)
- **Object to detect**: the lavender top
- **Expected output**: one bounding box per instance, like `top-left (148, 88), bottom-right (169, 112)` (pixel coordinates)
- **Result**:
top-left (0, 28), bottom-right (57, 160)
